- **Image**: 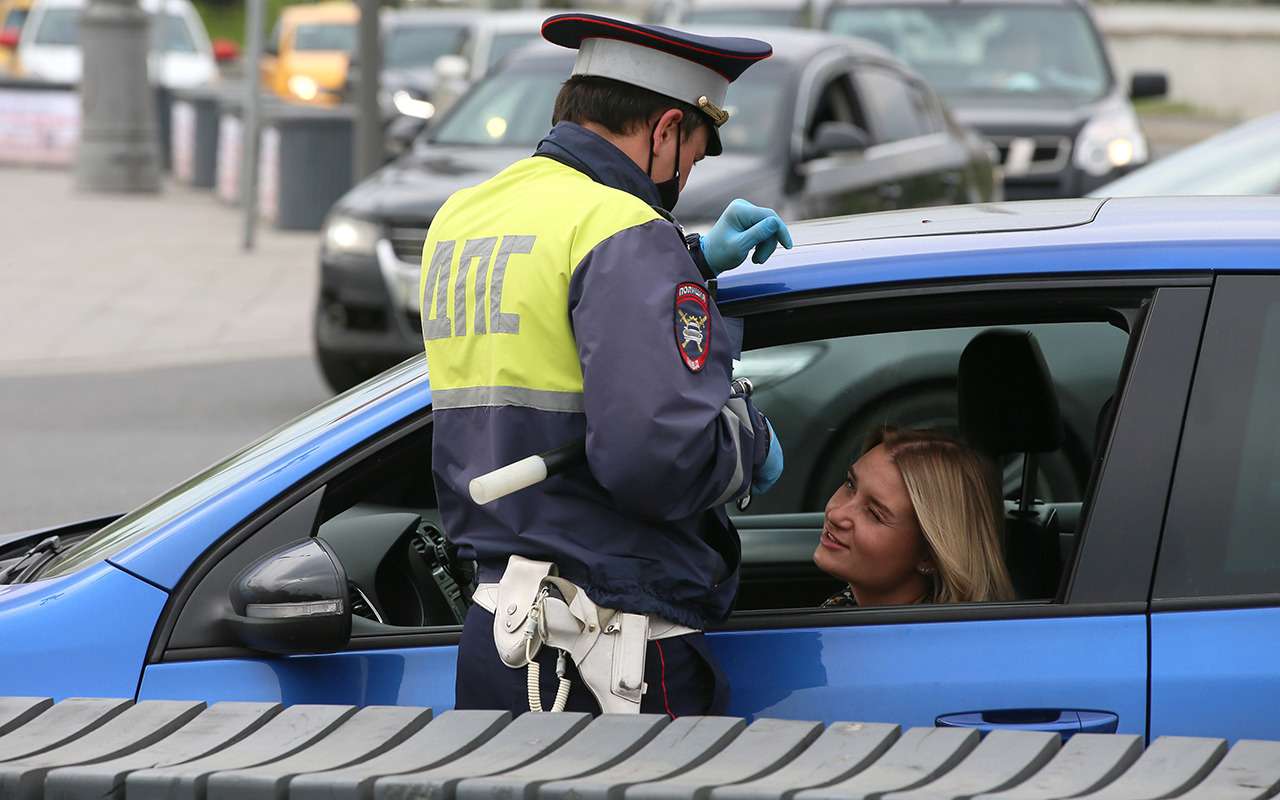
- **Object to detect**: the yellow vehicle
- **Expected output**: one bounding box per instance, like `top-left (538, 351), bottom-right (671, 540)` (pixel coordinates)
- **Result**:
top-left (0, 0), bottom-right (35, 74)
top-left (260, 1), bottom-right (357, 105)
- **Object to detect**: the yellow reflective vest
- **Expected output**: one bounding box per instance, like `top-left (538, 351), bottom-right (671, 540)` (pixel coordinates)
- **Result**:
top-left (419, 124), bottom-right (766, 629)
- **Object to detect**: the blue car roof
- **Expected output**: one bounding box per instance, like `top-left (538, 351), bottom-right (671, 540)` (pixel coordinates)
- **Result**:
top-left (717, 196), bottom-right (1280, 301)
top-left (108, 196), bottom-right (1280, 586)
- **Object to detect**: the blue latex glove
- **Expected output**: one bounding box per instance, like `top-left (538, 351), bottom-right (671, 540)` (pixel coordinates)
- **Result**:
top-left (752, 418), bottom-right (784, 495)
top-left (700, 199), bottom-right (794, 275)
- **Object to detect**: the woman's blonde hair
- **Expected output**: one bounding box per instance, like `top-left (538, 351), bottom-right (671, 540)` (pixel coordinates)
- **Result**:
top-left (865, 427), bottom-right (1015, 604)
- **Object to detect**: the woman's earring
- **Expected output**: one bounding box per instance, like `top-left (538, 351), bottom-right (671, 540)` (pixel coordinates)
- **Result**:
top-left (916, 563), bottom-right (936, 576)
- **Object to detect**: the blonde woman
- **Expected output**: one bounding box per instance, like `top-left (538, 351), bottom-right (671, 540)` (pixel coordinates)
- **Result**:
top-left (814, 427), bottom-right (1015, 607)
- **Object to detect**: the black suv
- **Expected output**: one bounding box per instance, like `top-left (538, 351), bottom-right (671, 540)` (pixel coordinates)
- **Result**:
top-left (822, 0), bottom-right (1168, 198)
top-left (314, 27), bottom-right (996, 391)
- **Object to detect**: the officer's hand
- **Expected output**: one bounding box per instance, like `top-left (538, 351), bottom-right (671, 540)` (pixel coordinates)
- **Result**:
top-left (752, 418), bottom-right (784, 495)
top-left (700, 199), bottom-right (794, 275)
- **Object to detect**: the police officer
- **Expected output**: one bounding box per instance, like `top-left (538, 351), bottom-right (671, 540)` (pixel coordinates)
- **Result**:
top-left (420, 13), bottom-right (789, 717)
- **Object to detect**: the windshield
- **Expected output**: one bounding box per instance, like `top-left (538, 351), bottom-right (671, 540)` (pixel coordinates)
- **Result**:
top-left (33, 9), bottom-right (199, 50)
top-left (684, 7), bottom-right (804, 26)
top-left (293, 22), bottom-right (356, 53)
top-left (38, 358), bottom-right (427, 581)
top-left (32, 7), bottom-right (77, 45)
top-left (3, 8), bottom-right (28, 29)
top-left (485, 31), bottom-right (538, 70)
top-left (431, 60), bottom-right (788, 153)
top-left (430, 66), bottom-right (564, 147)
top-left (385, 23), bottom-right (466, 68)
top-left (1095, 115), bottom-right (1280, 197)
top-left (826, 4), bottom-right (1111, 100)
top-left (151, 13), bottom-right (197, 53)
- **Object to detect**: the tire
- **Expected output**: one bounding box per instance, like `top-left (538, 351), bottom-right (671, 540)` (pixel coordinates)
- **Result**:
top-left (805, 386), bottom-right (1084, 512)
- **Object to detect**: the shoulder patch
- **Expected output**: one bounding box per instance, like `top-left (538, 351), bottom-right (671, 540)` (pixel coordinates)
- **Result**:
top-left (674, 282), bottom-right (711, 373)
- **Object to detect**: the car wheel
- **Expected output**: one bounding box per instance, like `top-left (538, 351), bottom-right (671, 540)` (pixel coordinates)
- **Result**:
top-left (804, 386), bottom-right (1084, 512)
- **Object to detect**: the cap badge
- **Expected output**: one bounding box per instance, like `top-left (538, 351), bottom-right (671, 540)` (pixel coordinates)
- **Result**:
top-left (697, 96), bottom-right (730, 127)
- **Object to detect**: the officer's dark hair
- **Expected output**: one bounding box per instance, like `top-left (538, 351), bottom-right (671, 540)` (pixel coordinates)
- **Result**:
top-left (552, 75), bottom-right (708, 142)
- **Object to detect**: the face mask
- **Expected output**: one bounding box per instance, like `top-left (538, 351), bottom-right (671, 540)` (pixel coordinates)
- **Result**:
top-left (647, 119), bottom-right (682, 213)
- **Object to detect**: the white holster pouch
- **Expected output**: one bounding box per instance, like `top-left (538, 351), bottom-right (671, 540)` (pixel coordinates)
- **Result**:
top-left (472, 555), bottom-right (697, 714)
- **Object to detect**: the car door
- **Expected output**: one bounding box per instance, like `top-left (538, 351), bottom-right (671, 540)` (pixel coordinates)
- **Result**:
top-left (136, 408), bottom-right (465, 711)
top-left (1150, 274), bottom-right (1280, 743)
top-left (854, 64), bottom-right (972, 209)
top-left (137, 281), bottom-right (1201, 733)
top-left (789, 55), bottom-right (885, 219)
top-left (709, 280), bottom-right (1208, 735)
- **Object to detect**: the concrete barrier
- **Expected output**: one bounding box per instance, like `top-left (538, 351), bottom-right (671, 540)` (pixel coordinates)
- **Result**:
top-left (3, 697), bottom-right (1280, 800)
top-left (0, 79), bottom-right (79, 167)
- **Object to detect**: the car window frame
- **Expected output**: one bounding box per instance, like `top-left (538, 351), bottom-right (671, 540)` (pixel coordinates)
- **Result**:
top-left (791, 49), bottom-right (862, 164)
top-left (150, 275), bottom-right (1209, 662)
top-left (147, 409), bottom-right (448, 664)
top-left (1152, 273), bottom-right (1280, 610)
top-left (718, 274), bottom-right (1209, 634)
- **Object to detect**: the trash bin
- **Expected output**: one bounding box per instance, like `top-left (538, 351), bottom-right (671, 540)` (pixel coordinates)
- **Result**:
top-left (257, 103), bottom-right (354, 231)
top-left (170, 83), bottom-right (232, 188)
top-left (153, 84), bottom-right (172, 173)
top-left (215, 93), bottom-right (244, 204)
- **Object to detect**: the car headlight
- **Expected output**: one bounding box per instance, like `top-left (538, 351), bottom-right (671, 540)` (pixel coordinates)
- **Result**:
top-left (392, 90), bottom-right (436, 121)
top-left (733, 343), bottom-right (825, 392)
top-left (323, 214), bottom-right (381, 258)
top-left (1074, 109), bottom-right (1149, 177)
top-left (288, 74), bottom-right (319, 101)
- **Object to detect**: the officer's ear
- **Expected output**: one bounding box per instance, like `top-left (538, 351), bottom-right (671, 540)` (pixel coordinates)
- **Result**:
top-left (652, 108), bottom-right (685, 149)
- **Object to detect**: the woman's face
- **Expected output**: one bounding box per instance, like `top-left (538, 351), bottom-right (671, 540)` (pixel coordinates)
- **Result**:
top-left (813, 444), bottom-right (932, 603)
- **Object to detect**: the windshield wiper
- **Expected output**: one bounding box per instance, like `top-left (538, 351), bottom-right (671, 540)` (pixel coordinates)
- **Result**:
top-left (0, 535), bottom-right (62, 585)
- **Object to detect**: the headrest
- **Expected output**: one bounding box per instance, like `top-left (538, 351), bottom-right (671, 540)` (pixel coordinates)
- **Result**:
top-left (958, 329), bottom-right (1064, 456)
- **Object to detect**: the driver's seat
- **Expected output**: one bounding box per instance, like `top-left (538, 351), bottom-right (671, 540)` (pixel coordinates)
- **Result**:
top-left (957, 329), bottom-right (1066, 600)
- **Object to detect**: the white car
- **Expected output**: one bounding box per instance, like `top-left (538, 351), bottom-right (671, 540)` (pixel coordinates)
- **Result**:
top-left (17, 0), bottom-right (216, 88)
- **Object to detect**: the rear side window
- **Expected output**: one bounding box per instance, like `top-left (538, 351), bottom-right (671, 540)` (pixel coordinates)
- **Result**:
top-left (1155, 275), bottom-right (1280, 599)
top-left (856, 66), bottom-right (933, 142)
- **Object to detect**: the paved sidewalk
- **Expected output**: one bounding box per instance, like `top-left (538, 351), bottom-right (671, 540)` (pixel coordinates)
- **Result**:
top-left (0, 167), bottom-right (320, 377)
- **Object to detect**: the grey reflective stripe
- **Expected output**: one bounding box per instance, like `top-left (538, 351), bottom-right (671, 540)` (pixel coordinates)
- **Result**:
top-left (423, 240), bottom-right (455, 341)
top-left (432, 386), bottom-right (585, 413)
top-left (456, 237), bottom-right (498, 338)
top-left (491, 236), bottom-right (534, 335)
top-left (711, 398), bottom-right (751, 507)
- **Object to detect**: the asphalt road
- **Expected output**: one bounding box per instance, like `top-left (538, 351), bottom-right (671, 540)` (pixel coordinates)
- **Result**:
top-left (0, 355), bottom-right (329, 532)
top-left (0, 168), bottom-right (327, 533)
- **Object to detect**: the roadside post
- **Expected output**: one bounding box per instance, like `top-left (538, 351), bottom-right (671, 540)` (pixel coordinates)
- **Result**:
top-left (241, 0), bottom-right (265, 251)
top-left (75, 0), bottom-right (161, 191)
top-left (354, 0), bottom-right (382, 182)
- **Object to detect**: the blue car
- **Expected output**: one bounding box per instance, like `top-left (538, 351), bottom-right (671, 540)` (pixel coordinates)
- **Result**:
top-left (4, 196), bottom-right (1280, 744)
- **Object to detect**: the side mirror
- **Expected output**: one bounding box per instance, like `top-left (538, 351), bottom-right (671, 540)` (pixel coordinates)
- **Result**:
top-left (433, 53), bottom-right (469, 82)
top-left (0, 28), bottom-right (19, 50)
top-left (211, 38), bottom-right (239, 63)
top-left (225, 538), bottom-right (351, 655)
top-left (806, 121), bottom-right (871, 160)
top-left (386, 114), bottom-right (428, 157)
top-left (1129, 72), bottom-right (1168, 101)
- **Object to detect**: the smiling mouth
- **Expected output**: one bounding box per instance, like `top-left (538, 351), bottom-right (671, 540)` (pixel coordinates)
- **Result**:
top-left (820, 527), bottom-right (849, 551)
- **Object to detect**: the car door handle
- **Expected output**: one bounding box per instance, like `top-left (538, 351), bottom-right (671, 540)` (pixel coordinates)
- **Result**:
top-left (936, 709), bottom-right (1119, 737)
